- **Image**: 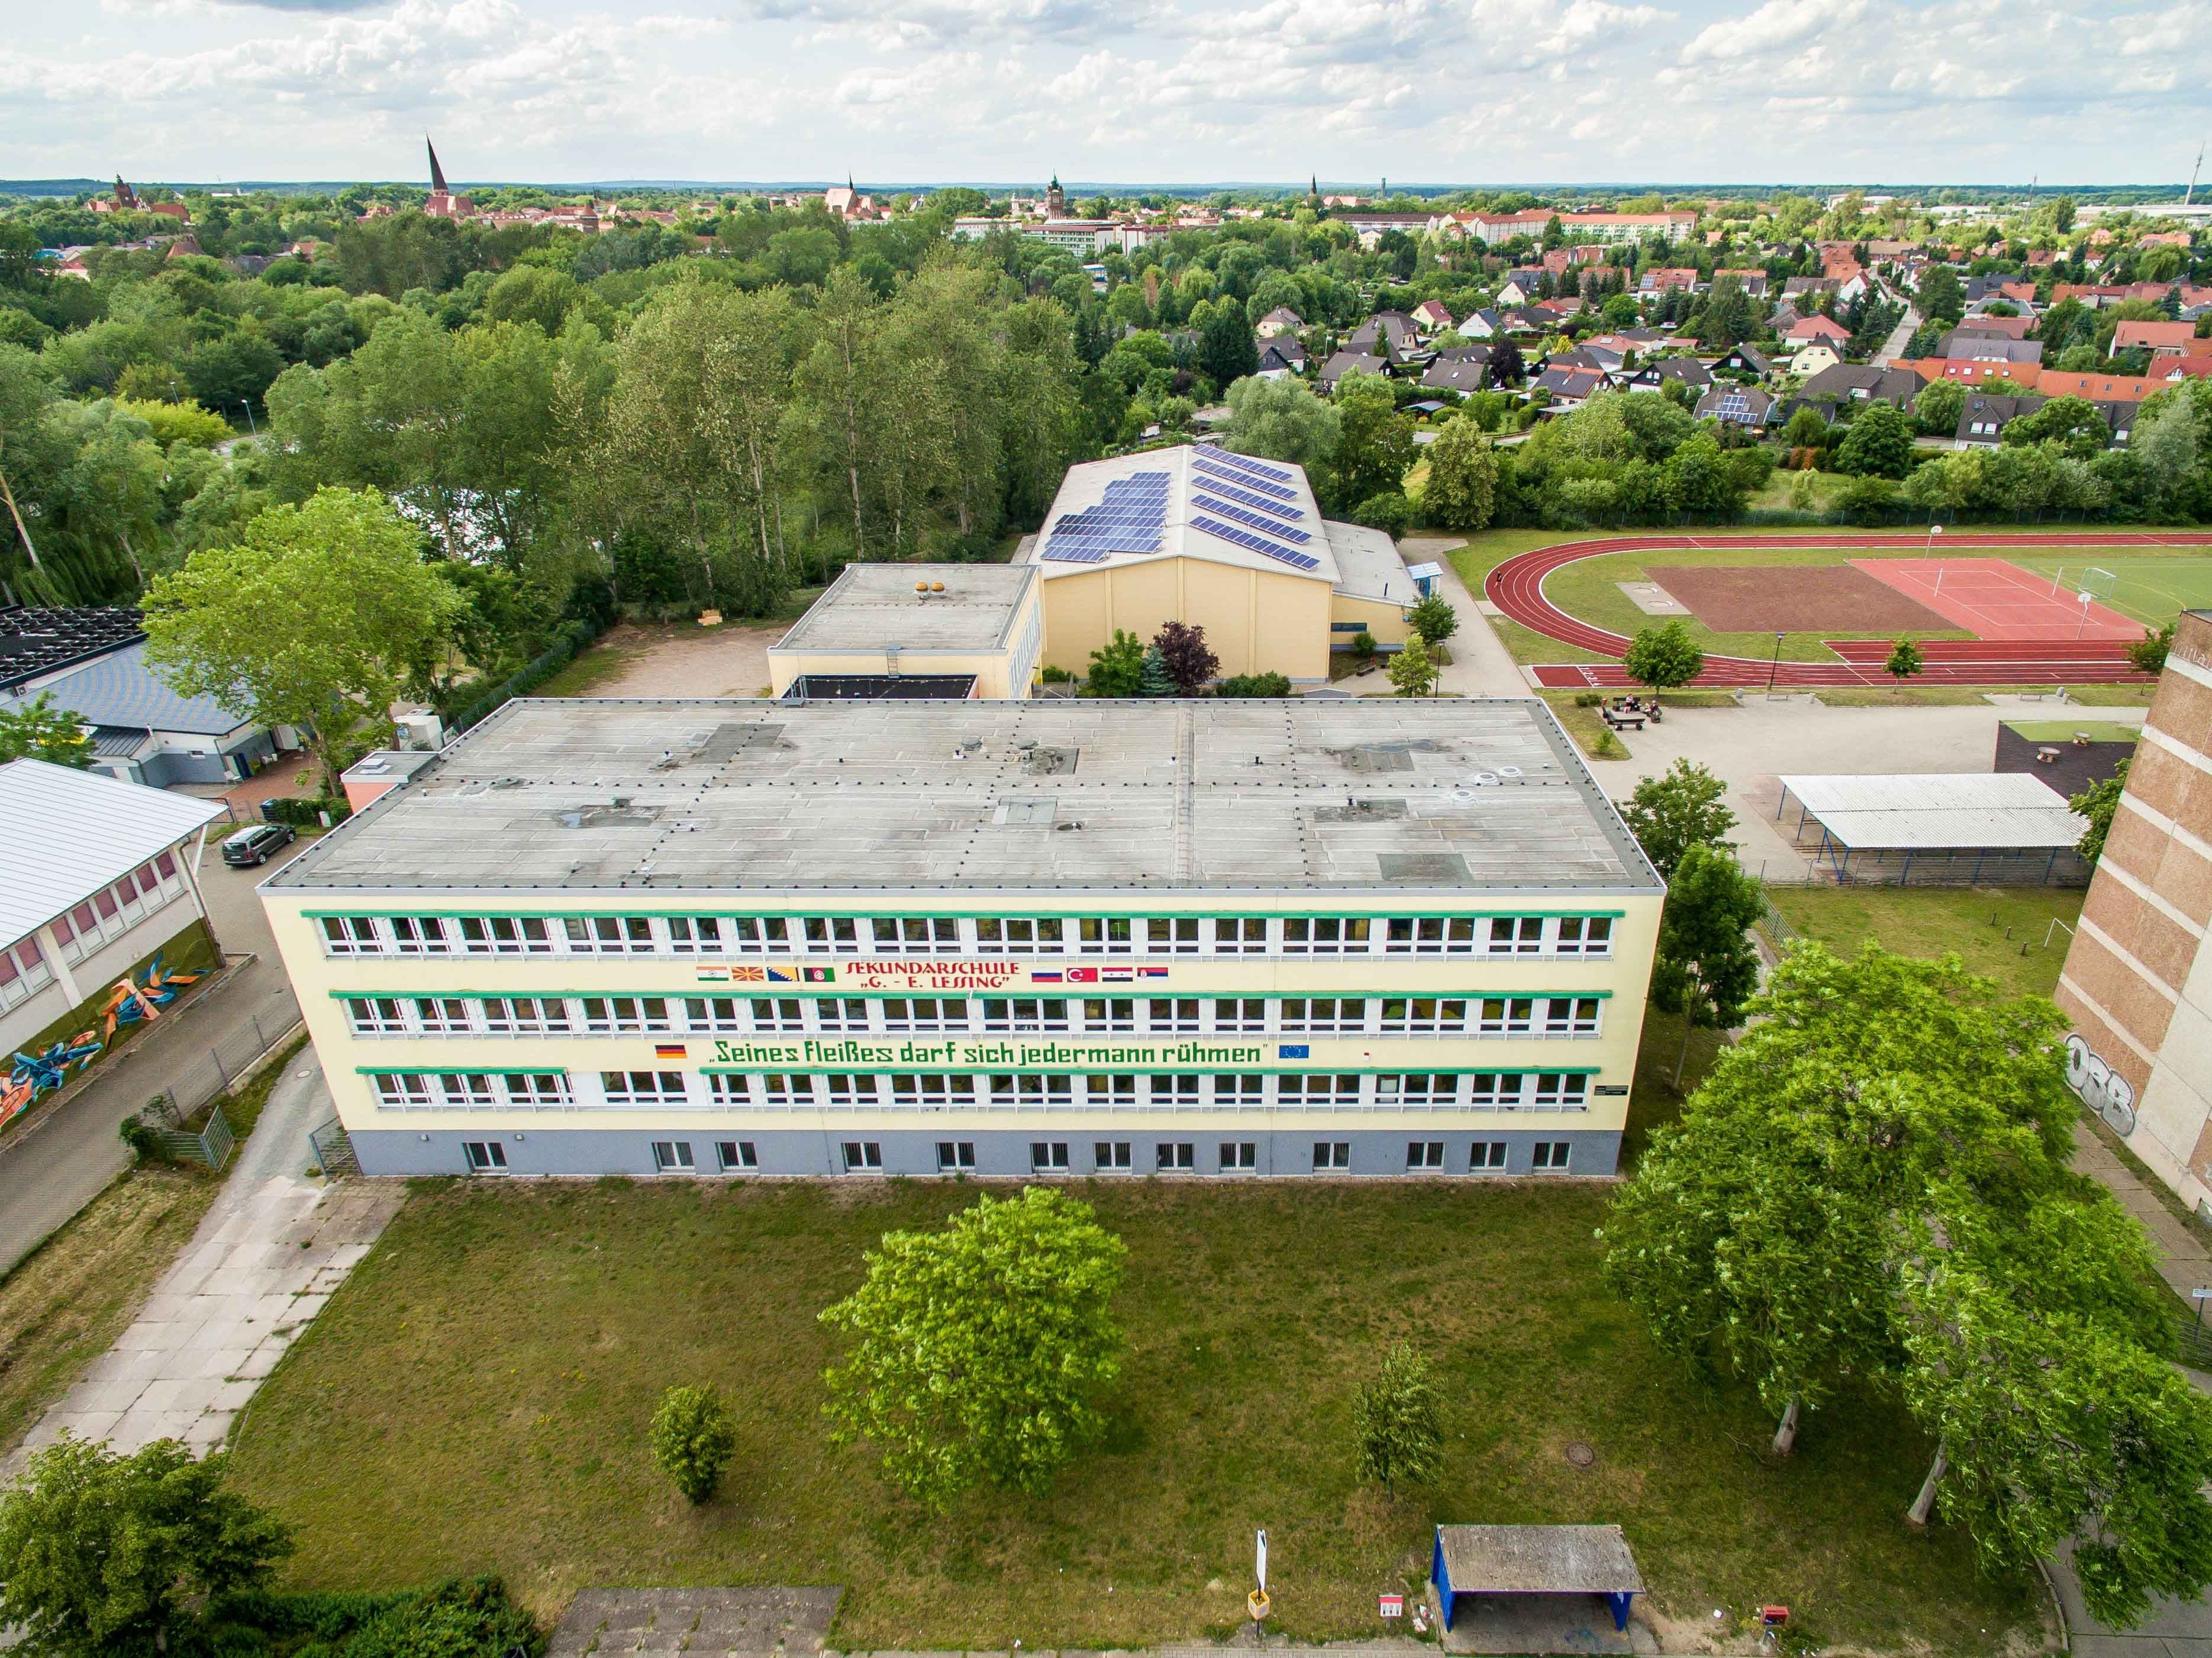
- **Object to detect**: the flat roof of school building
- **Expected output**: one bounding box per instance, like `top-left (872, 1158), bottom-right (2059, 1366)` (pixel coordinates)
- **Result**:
top-left (265, 697), bottom-right (1661, 896)
top-left (772, 563), bottom-right (1037, 654)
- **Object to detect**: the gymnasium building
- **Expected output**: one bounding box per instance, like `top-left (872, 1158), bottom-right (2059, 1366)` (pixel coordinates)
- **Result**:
top-left (1027, 447), bottom-right (1419, 683)
top-left (260, 696), bottom-right (1663, 1180)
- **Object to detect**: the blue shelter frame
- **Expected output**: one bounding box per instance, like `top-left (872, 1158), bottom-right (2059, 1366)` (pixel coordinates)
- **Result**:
top-left (1431, 1523), bottom-right (1643, 1634)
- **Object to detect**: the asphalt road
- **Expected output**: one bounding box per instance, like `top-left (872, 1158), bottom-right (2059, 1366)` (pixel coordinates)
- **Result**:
top-left (0, 841), bottom-right (309, 1277)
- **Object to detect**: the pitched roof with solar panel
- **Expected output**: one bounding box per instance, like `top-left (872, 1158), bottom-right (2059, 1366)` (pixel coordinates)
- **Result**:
top-left (1028, 445), bottom-right (1348, 586)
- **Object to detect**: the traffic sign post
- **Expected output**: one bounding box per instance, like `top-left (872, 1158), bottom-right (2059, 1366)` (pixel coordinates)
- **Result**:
top-left (1379, 1594), bottom-right (1405, 1619)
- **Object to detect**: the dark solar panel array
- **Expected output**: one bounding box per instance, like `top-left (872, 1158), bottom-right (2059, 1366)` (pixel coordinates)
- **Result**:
top-left (1192, 454), bottom-right (1297, 503)
top-left (0, 607), bottom-right (146, 695)
top-left (1192, 494), bottom-right (1313, 544)
top-left (1205, 448), bottom-right (1296, 484)
top-left (1190, 473), bottom-right (1303, 523)
top-left (1042, 470), bottom-right (1170, 563)
top-left (1192, 515), bottom-right (1320, 572)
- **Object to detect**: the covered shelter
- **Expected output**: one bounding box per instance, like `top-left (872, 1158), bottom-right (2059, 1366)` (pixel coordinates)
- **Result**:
top-left (1776, 772), bottom-right (2090, 885)
top-left (1431, 1524), bottom-right (1646, 1637)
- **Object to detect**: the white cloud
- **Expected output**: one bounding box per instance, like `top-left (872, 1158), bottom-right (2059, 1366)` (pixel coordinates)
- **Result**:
top-left (1679, 0), bottom-right (1849, 63)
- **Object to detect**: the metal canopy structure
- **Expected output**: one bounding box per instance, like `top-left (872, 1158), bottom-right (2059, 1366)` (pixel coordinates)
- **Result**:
top-left (1776, 772), bottom-right (2091, 885)
top-left (1431, 1524), bottom-right (1646, 1634)
top-left (0, 758), bottom-right (224, 946)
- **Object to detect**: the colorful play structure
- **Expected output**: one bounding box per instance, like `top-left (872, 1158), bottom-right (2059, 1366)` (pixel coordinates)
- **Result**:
top-left (0, 956), bottom-right (204, 1128)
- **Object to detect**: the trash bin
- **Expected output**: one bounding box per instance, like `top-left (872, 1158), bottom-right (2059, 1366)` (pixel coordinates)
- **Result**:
top-left (259, 798), bottom-right (283, 824)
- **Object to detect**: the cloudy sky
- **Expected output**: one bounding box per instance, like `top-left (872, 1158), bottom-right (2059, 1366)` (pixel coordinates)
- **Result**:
top-left (4, 0), bottom-right (2206, 188)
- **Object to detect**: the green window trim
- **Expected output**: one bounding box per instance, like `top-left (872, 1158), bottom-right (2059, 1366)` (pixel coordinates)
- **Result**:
top-left (298, 905), bottom-right (1634, 923)
top-left (326, 988), bottom-right (1616, 1004)
top-left (353, 1064), bottom-right (1605, 1079)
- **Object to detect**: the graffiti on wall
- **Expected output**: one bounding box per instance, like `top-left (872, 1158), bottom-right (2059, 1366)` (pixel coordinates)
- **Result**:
top-left (0, 956), bottom-right (203, 1129)
top-left (2066, 1032), bottom-right (2137, 1136)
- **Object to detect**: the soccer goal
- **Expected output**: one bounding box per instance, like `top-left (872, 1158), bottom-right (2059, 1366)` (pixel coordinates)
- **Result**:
top-left (2078, 567), bottom-right (2118, 602)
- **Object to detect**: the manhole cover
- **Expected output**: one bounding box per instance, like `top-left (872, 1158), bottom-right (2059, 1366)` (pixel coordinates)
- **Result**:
top-left (1565, 1441), bottom-right (1597, 1467)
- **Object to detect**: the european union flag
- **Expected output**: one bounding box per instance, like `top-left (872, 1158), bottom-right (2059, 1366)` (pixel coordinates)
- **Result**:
top-left (1278, 1043), bottom-right (1310, 1059)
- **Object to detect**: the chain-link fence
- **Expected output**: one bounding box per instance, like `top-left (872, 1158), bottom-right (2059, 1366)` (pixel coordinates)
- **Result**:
top-left (141, 989), bottom-right (304, 1124)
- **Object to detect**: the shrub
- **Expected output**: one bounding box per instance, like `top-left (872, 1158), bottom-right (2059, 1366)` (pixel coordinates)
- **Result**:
top-left (650, 1384), bottom-right (737, 1505)
top-left (1350, 491), bottom-right (1413, 537)
top-left (1039, 665), bottom-right (1073, 684)
top-left (1350, 631), bottom-right (1377, 662)
top-left (1215, 672), bottom-right (1292, 698)
top-left (257, 795), bottom-right (352, 830)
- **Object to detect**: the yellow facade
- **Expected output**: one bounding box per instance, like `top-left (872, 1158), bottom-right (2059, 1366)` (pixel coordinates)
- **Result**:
top-left (1041, 557), bottom-right (1331, 681)
top-left (1330, 592), bottom-right (1414, 650)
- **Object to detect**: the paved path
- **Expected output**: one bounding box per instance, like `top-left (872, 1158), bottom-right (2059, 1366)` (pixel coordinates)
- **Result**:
top-left (1872, 304), bottom-right (1921, 367)
top-left (0, 840), bottom-right (307, 1276)
top-left (7, 1050), bottom-right (400, 1463)
top-left (1400, 537), bottom-right (1532, 699)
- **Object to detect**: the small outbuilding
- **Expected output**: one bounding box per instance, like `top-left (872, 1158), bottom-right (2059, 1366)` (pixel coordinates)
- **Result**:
top-left (768, 563), bottom-right (1041, 701)
top-left (1431, 1524), bottom-right (1646, 1640)
top-left (1776, 772), bottom-right (2091, 885)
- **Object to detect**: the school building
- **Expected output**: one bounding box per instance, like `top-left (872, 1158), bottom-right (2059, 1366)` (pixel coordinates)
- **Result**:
top-left (260, 696), bottom-right (1663, 1180)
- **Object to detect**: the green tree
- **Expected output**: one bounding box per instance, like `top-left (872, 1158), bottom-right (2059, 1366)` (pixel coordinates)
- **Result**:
top-left (1619, 758), bottom-right (1736, 880)
top-left (1085, 628), bottom-right (1146, 697)
top-left (1623, 620), bottom-right (1704, 689)
top-left (1328, 373), bottom-right (1415, 509)
top-left (1420, 419), bottom-right (1499, 530)
top-left (1352, 1341), bottom-right (1444, 1498)
top-left (1604, 944), bottom-right (2085, 1453)
top-left (1649, 840), bottom-right (1763, 1088)
top-left (1387, 635), bottom-right (1437, 696)
top-left (1915, 265), bottom-right (1964, 325)
top-left (1223, 373), bottom-right (1341, 472)
top-left (1408, 591), bottom-right (1459, 646)
top-left (2072, 759), bottom-right (2130, 864)
top-left (820, 1188), bottom-right (1128, 1512)
top-left (1835, 401), bottom-right (1917, 479)
top-left (2129, 620), bottom-right (2174, 675)
top-left (1196, 306), bottom-right (1259, 391)
top-left (1152, 620), bottom-right (1219, 695)
top-left (1885, 638), bottom-right (1924, 681)
top-left (0, 692), bottom-right (93, 767)
top-left (0, 1434), bottom-right (294, 1658)
top-left (140, 487), bottom-right (464, 789)
top-left (1139, 640), bottom-right (1175, 697)
top-left (1913, 379), bottom-right (1965, 438)
top-left (650, 1384), bottom-right (738, 1505)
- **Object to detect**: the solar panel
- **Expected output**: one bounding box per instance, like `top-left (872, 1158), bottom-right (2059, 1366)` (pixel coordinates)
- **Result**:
top-left (1043, 469), bottom-right (1171, 560)
top-left (1193, 454), bottom-right (1297, 502)
top-left (1190, 473), bottom-right (1302, 522)
top-left (1193, 494), bottom-right (1313, 544)
top-left (1206, 449), bottom-right (1295, 484)
top-left (1191, 514), bottom-right (1321, 572)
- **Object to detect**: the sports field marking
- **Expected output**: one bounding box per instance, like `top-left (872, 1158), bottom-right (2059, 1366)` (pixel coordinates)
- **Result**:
top-left (2010, 554), bottom-right (2212, 629)
top-left (1850, 558), bottom-right (2144, 641)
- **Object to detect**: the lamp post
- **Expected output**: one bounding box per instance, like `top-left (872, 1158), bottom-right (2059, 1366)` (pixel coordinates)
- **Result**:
top-left (1767, 630), bottom-right (1785, 693)
top-left (1927, 521), bottom-right (1944, 595)
top-left (237, 400), bottom-right (256, 436)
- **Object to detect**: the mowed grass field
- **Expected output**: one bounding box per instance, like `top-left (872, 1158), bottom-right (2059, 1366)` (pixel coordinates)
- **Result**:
top-left (1766, 885), bottom-right (2087, 1001)
top-left (223, 1167), bottom-right (2036, 1651)
top-left (1444, 529), bottom-right (2212, 667)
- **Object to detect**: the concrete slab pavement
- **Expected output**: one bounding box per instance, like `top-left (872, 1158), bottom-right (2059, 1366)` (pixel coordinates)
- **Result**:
top-left (1394, 537), bottom-right (1534, 700)
top-left (5, 1048), bottom-right (400, 1466)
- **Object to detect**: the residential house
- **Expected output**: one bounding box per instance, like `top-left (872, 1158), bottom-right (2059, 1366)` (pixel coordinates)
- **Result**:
top-left (1421, 357), bottom-right (1490, 394)
top-left (1783, 276), bottom-right (1840, 303)
top-left (1637, 267), bottom-right (1700, 295)
top-left (1785, 314), bottom-right (1850, 346)
top-left (1348, 312), bottom-right (1419, 360)
top-left (1711, 343), bottom-right (1774, 378)
top-left (1996, 281), bottom-right (2040, 306)
top-left (1790, 363), bottom-right (1927, 420)
top-left (1409, 299), bottom-right (1454, 332)
top-left (1940, 336), bottom-right (2043, 367)
top-left (1255, 338), bottom-right (1308, 380)
top-left (2112, 320), bottom-right (2198, 356)
top-left (1946, 316), bottom-right (2034, 342)
top-left (2032, 371), bottom-right (2167, 404)
top-left (1695, 383), bottom-right (1776, 430)
top-left (1956, 393), bottom-right (2045, 446)
top-left (1713, 268), bottom-right (1770, 299)
top-left (1455, 307), bottom-right (1506, 340)
top-left (1495, 272), bottom-right (1544, 307)
top-left (1896, 356), bottom-right (2043, 389)
top-left (1455, 207), bottom-right (1698, 244)
top-left (1540, 244), bottom-right (1609, 276)
top-left (1318, 350), bottom-right (1390, 391)
top-left (1620, 357), bottom-right (1713, 394)
top-left (1529, 366), bottom-right (1607, 411)
top-left (1788, 343), bottom-right (1843, 378)
top-left (1256, 307), bottom-right (1304, 338)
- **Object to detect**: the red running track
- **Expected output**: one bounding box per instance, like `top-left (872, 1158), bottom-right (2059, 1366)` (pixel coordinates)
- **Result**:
top-left (1484, 531), bottom-right (2211, 688)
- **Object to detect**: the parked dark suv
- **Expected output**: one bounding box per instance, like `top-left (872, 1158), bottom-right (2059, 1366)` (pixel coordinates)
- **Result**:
top-left (221, 823), bottom-right (295, 868)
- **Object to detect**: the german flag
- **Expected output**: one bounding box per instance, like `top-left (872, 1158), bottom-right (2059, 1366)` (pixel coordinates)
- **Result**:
top-left (654, 1043), bottom-right (687, 1060)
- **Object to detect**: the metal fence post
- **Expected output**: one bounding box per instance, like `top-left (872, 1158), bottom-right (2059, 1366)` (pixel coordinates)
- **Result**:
top-left (212, 1047), bottom-right (230, 1089)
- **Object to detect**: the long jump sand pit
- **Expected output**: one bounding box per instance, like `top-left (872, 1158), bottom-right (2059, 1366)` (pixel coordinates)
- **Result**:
top-left (1644, 565), bottom-right (1955, 634)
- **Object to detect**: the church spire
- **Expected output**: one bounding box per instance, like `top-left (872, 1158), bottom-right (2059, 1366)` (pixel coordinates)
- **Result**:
top-left (427, 136), bottom-right (449, 196)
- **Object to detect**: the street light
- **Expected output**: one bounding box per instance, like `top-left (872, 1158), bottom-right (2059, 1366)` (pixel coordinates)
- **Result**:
top-left (237, 400), bottom-right (257, 436)
top-left (1927, 521), bottom-right (1944, 596)
top-left (1767, 629), bottom-right (1785, 693)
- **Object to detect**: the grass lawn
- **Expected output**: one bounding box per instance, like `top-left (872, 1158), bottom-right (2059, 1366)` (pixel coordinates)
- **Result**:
top-left (224, 1008), bottom-right (2036, 1657)
top-left (534, 641), bottom-right (647, 698)
top-left (1537, 691), bottom-right (1630, 760)
top-left (0, 1166), bottom-right (221, 1454)
top-left (2007, 554), bottom-right (2212, 631)
top-left (1765, 885), bottom-right (2086, 1001)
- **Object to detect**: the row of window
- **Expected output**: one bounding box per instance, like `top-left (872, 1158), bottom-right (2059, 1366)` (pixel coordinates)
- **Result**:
top-left (343, 993), bottom-right (1607, 1041)
top-left (317, 911), bottom-right (1616, 961)
top-left (370, 1068), bottom-right (1594, 1112)
top-left (0, 937), bottom-right (53, 1012)
top-left (4, 853), bottom-right (191, 1011)
top-left (464, 1137), bottom-right (1576, 1177)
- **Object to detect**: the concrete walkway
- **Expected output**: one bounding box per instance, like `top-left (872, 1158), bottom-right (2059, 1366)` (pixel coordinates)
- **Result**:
top-left (1349, 537), bottom-right (1532, 701)
top-left (1872, 304), bottom-right (1921, 367)
top-left (7, 1049), bottom-right (399, 1464)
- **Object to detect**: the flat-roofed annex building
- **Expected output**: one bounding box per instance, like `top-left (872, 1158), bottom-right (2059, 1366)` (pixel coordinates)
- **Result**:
top-left (768, 564), bottom-right (1043, 701)
top-left (1029, 447), bottom-right (1418, 683)
top-left (260, 697), bottom-right (1663, 1182)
